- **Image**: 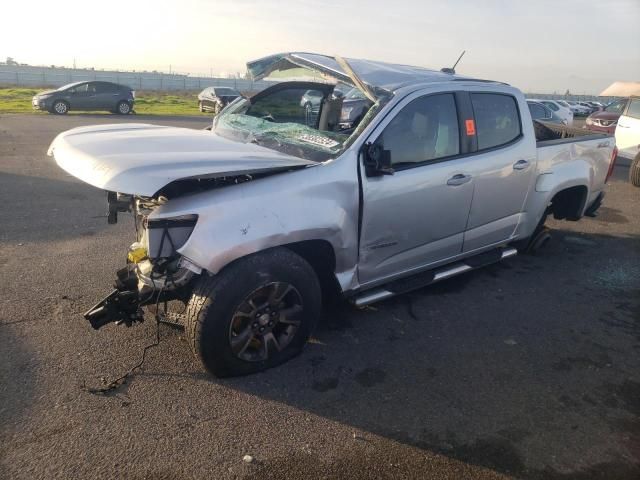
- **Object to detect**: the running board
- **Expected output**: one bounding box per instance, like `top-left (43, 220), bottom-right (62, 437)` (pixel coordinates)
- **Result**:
top-left (353, 247), bottom-right (517, 307)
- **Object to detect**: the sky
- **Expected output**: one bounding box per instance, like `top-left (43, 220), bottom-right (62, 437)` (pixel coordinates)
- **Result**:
top-left (1, 0), bottom-right (639, 94)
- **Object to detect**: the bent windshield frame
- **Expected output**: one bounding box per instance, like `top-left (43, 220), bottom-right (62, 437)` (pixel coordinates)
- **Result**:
top-left (213, 81), bottom-right (387, 162)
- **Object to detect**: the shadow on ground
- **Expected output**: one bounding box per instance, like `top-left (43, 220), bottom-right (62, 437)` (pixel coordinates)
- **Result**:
top-left (206, 228), bottom-right (639, 479)
top-left (0, 172), bottom-right (126, 244)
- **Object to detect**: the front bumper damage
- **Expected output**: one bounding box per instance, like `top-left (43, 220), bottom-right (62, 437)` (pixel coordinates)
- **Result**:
top-left (84, 256), bottom-right (197, 330)
top-left (84, 197), bottom-right (202, 330)
top-left (84, 264), bottom-right (148, 329)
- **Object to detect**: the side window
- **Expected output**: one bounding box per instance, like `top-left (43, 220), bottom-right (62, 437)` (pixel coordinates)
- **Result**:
top-left (95, 82), bottom-right (117, 93)
top-left (626, 99), bottom-right (640, 119)
top-left (605, 100), bottom-right (627, 114)
top-left (528, 103), bottom-right (546, 120)
top-left (471, 93), bottom-right (521, 150)
top-left (375, 93), bottom-right (460, 166)
top-left (542, 101), bottom-right (559, 112)
top-left (246, 87), bottom-right (325, 126)
top-left (71, 83), bottom-right (88, 94)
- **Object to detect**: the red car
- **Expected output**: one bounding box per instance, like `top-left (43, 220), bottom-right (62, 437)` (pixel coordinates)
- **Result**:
top-left (585, 98), bottom-right (627, 134)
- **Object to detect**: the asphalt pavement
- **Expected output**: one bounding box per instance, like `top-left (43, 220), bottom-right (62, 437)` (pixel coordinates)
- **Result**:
top-left (0, 113), bottom-right (638, 480)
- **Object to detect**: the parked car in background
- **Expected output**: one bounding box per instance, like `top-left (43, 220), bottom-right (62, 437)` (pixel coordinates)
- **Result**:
top-left (538, 100), bottom-right (573, 124)
top-left (577, 101), bottom-right (598, 114)
top-left (338, 87), bottom-right (373, 130)
top-left (32, 81), bottom-right (134, 115)
top-left (198, 87), bottom-right (241, 114)
top-left (585, 98), bottom-right (627, 135)
top-left (526, 100), bottom-right (567, 124)
top-left (566, 101), bottom-right (591, 116)
top-left (300, 84), bottom-right (359, 128)
top-left (614, 96), bottom-right (640, 186)
top-left (585, 101), bottom-right (603, 111)
top-left (49, 51), bottom-right (616, 377)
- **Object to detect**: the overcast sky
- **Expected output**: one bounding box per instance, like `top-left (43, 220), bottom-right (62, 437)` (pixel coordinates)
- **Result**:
top-left (2, 0), bottom-right (638, 94)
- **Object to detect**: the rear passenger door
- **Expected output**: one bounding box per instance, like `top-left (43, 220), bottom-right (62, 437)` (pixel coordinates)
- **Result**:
top-left (462, 92), bottom-right (536, 252)
top-left (94, 82), bottom-right (120, 110)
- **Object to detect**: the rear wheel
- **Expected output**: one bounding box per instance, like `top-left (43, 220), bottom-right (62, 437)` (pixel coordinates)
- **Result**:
top-left (51, 100), bottom-right (68, 115)
top-left (185, 248), bottom-right (321, 377)
top-left (630, 153), bottom-right (640, 187)
top-left (116, 101), bottom-right (131, 115)
top-left (513, 214), bottom-right (551, 254)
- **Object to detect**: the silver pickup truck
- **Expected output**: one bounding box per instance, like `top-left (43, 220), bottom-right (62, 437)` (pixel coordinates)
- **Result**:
top-left (49, 53), bottom-right (617, 377)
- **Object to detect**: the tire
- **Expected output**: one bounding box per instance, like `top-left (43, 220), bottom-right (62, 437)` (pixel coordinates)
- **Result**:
top-left (630, 153), bottom-right (640, 187)
top-left (513, 213), bottom-right (550, 254)
top-left (185, 248), bottom-right (322, 377)
top-left (51, 100), bottom-right (68, 115)
top-left (116, 101), bottom-right (131, 115)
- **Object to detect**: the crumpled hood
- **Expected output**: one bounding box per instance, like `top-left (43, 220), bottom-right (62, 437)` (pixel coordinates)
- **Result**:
top-left (48, 123), bottom-right (314, 196)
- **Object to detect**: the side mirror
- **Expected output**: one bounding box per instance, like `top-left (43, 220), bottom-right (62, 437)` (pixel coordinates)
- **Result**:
top-left (333, 90), bottom-right (345, 99)
top-left (363, 142), bottom-right (394, 177)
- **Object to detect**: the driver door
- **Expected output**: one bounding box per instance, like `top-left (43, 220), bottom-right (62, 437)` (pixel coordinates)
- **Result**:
top-left (357, 92), bottom-right (475, 285)
top-left (68, 82), bottom-right (93, 110)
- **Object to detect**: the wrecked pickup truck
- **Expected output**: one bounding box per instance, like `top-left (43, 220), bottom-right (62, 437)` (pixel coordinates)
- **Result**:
top-left (49, 53), bottom-right (617, 377)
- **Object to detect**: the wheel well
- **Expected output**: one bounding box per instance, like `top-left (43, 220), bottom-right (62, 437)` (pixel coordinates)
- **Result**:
top-left (550, 185), bottom-right (588, 221)
top-left (283, 240), bottom-right (342, 304)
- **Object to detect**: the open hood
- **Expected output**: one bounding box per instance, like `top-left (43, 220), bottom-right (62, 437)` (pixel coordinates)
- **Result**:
top-left (48, 124), bottom-right (314, 196)
top-left (247, 52), bottom-right (475, 99)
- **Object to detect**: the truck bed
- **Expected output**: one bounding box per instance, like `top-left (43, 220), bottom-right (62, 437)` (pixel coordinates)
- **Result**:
top-left (534, 120), bottom-right (609, 147)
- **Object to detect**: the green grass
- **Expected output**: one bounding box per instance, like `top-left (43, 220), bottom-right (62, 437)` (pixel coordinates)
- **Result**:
top-left (0, 88), bottom-right (42, 113)
top-left (0, 87), bottom-right (211, 116)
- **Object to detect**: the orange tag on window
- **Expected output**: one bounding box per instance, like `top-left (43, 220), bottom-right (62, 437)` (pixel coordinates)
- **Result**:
top-left (465, 119), bottom-right (476, 136)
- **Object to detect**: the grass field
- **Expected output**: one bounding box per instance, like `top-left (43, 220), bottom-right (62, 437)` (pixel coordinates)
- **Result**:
top-left (0, 87), bottom-right (210, 115)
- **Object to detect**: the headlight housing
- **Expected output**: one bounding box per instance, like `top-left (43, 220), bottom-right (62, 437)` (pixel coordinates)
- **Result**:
top-left (146, 214), bottom-right (198, 258)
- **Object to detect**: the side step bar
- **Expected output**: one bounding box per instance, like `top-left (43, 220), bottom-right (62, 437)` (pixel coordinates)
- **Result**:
top-left (353, 247), bottom-right (517, 307)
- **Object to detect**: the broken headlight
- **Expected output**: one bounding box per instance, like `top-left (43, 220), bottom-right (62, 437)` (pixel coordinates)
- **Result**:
top-left (147, 214), bottom-right (198, 258)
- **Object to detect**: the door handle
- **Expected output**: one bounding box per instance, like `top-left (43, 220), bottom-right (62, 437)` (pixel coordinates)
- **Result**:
top-left (513, 159), bottom-right (530, 170)
top-left (446, 174), bottom-right (471, 186)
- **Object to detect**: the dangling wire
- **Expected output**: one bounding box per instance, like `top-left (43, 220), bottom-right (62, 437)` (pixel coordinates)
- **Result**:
top-left (82, 280), bottom-right (167, 395)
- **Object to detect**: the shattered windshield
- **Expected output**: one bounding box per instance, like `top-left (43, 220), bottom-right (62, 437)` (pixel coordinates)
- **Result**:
top-left (213, 83), bottom-right (382, 162)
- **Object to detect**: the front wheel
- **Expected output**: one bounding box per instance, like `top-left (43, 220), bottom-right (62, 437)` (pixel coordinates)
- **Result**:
top-left (630, 153), bottom-right (640, 187)
top-left (116, 101), bottom-right (131, 115)
top-left (185, 248), bottom-right (321, 377)
top-left (51, 100), bottom-right (68, 115)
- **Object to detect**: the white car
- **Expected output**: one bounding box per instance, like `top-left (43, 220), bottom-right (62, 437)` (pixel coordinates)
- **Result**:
top-left (538, 100), bottom-right (573, 124)
top-left (615, 97), bottom-right (640, 186)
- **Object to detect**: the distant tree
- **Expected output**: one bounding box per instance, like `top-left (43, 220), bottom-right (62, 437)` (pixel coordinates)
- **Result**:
top-left (6, 56), bottom-right (18, 65)
top-left (564, 89), bottom-right (571, 97)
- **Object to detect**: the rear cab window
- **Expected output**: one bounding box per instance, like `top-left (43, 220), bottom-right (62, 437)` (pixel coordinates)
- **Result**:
top-left (470, 93), bottom-right (522, 150)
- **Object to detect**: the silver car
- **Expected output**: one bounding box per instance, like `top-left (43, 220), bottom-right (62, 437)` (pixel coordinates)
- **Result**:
top-left (49, 52), bottom-right (615, 377)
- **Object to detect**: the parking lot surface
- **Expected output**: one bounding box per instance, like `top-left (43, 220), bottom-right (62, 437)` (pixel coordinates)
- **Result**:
top-left (1, 113), bottom-right (638, 480)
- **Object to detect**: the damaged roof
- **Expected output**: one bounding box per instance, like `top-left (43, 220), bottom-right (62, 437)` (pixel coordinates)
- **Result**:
top-left (247, 52), bottom-right (500, 96)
